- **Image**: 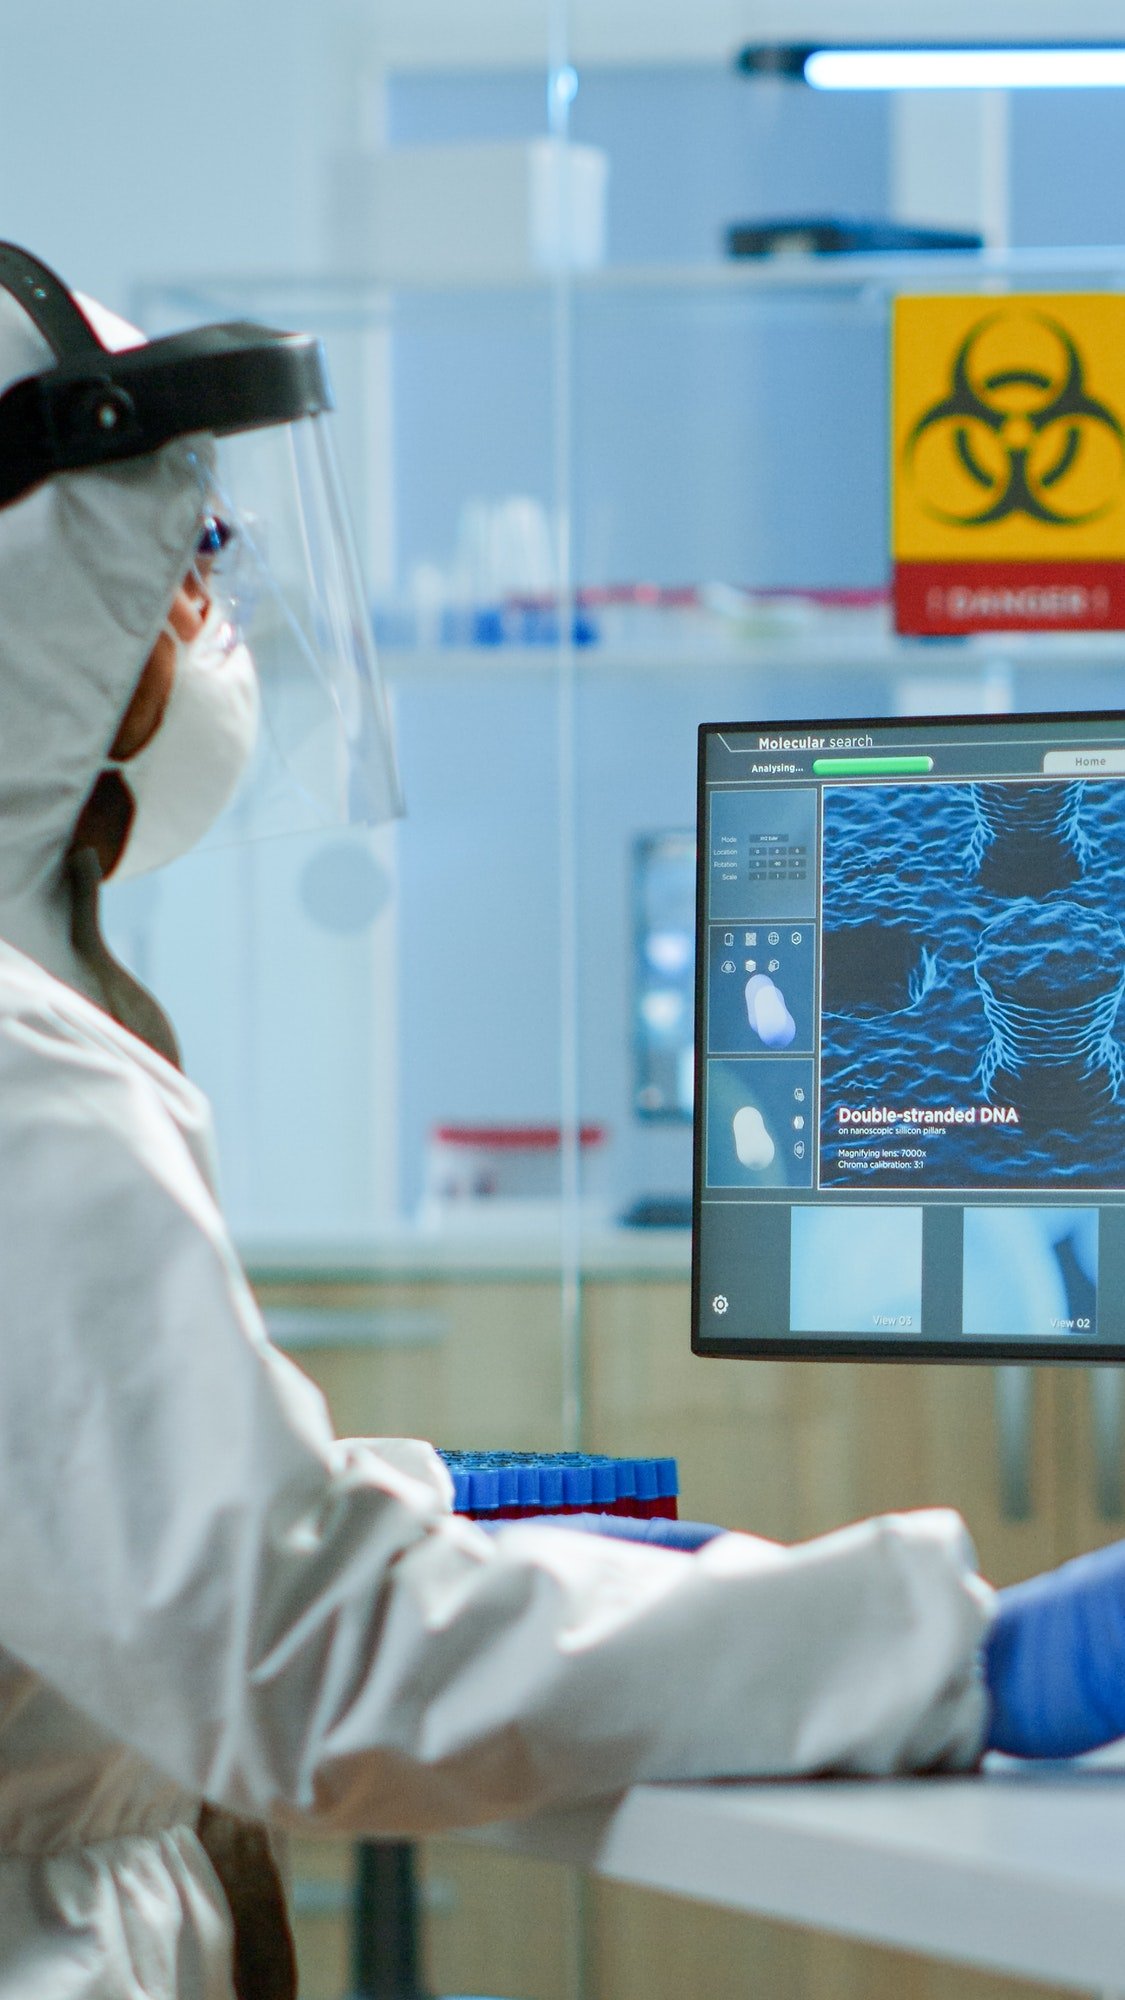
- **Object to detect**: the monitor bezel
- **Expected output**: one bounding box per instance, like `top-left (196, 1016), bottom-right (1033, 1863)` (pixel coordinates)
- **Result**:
top-left (692, 704), bottom-right (1125, 1365)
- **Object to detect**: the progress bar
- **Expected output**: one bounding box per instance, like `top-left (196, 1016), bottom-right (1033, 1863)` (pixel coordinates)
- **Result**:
top-left (811, 755), bottom-right (935, 776)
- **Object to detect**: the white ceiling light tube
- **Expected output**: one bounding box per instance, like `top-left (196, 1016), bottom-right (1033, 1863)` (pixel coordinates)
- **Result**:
top-left (803, 47), bottom-right (1125, 90)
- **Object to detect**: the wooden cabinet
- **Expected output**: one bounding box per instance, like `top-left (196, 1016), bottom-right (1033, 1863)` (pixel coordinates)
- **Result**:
top-left (581, 1278), bottom-right (1077, 1584)
top-left (585, 1884), bottom-right (1068, 2000)
top-left (254, 1275), bottom-right (569, 1453)
top-left (419, 1842), bottom-right (579, 2000)
top-left (1041, 1367), bottom-right (1125, 1561)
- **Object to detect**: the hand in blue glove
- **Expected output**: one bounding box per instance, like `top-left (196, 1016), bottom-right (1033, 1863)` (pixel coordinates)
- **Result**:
top-left (986, 1540), bottom-right (1125, 1757)
top-left (479, 1512), bottom-right (724, 1552)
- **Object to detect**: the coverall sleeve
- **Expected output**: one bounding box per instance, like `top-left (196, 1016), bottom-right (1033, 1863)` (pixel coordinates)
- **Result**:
top-left (0, 1023), bottom-right (994, 1834)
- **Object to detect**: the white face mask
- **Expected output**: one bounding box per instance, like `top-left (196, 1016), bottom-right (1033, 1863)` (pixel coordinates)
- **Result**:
top-left (110, 607), bottom-right (260, 880)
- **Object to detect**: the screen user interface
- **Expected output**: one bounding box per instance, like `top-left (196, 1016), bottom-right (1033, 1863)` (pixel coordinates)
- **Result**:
top-left (694, 712), bottom-right (1125, 1360)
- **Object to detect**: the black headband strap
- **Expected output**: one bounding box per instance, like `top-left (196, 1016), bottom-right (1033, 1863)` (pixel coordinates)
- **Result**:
top-left (0, 243), bottom-right (105, 360)
top-left (0, 243), bottom-right (334, 510)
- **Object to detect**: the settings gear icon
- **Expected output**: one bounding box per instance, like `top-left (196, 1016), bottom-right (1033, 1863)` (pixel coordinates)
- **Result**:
top-left (711, 1294), bottom-right (729, 1315)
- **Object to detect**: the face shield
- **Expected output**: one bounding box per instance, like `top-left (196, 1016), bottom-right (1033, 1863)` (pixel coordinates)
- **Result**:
top-left (182, 414), bottom-right (403, 842)
top-left (0, 241), bottom-right (403, 846)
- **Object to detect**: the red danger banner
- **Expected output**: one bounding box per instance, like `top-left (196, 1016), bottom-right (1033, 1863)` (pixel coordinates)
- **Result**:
top-left (895, 559), bottom-right (1125, 635)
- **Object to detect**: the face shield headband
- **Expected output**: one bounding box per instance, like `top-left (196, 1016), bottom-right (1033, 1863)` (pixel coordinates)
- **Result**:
top-left (0, 243), bottom-right (331, 504)
top-left (0, 242), bottom-right (403, 839)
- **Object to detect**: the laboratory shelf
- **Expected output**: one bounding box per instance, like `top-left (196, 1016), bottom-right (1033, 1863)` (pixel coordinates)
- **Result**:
top-left (569, 244), bottom-right (1125, 299)
top-left (580, 246), bottom-right (1125, 297)
top-left (143, 244), bottom-right (1125, 322)
top-left (378, 630), bottom-right (1125, 681)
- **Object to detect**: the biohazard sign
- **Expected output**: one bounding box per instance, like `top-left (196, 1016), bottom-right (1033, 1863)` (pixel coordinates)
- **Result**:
top-left (892, 294), bottom-right (1125, 633)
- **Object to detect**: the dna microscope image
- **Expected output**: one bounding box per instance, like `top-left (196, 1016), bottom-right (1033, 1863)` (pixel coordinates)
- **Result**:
top-left (974, 899), bottom-right (1125, 1118)
top-left (969, 780), bottom-right (1091, 896)
top-left (819, 778), bottom-right (1125, 1190)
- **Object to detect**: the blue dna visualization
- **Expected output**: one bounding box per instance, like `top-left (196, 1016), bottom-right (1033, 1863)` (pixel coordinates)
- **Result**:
top-left (968, 781), bottom-right (1091, 894)
top-left (819, 779), bottom-right (1125, 1189)
top-left (975, 899), bottom-right (1125, 1110)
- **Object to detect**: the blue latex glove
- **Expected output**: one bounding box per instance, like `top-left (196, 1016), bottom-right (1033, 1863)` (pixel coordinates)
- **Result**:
top-left (986, 1540), bottom-right (1125, 1757)
top-left (478, 1512), bottom-right (724, 1552)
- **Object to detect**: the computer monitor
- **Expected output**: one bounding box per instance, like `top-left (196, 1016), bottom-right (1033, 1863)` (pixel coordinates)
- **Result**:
top-left (633, 830), bottom-right (695, 1122)
top-left (692, 708), bottom-right (1125, 1362)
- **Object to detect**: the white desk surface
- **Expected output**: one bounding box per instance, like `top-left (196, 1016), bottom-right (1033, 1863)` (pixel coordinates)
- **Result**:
top-left (471, 1755), bottom-right (1125, 1995)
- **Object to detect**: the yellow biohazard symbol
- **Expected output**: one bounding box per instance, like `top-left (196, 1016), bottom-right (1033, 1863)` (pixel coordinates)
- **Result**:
top-left (904, 312), bottom-right (1125, 529)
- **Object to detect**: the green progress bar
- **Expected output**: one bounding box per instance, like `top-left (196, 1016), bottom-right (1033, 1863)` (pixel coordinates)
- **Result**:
top-left (811, 755), bottom-right (934, 777)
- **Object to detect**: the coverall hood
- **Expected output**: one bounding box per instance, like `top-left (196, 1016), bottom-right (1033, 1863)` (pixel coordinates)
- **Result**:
top-left (0, 287), bottom-right (205, 984)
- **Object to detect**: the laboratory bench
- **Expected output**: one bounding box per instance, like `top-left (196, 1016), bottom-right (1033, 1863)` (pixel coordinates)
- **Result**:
top-left (292, 1759), bottom-right (1125, 2000)
top-left (466, 1751), bottom-right (1125, 1999)
top-left (247, 1251), bottom-right (1125, 2000)
top-left (242, 1222), bottom-right (693, 1285)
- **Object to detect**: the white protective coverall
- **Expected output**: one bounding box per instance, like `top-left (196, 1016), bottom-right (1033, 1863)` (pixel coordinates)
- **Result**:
top-left (0, 286), bottom-right (995, 1999)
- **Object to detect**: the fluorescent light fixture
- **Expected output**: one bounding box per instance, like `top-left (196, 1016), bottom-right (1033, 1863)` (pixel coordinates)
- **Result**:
top-left (738, 43), bottom-right (1125, 90)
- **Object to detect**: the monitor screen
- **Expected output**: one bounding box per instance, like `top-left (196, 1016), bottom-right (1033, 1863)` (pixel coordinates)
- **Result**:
top-left (693, 708), bottom-right (1125, 1362)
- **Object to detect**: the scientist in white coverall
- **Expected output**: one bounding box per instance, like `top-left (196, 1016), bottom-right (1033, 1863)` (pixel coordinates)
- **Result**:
top-left (0, 241), bottom-right (1113, 2000)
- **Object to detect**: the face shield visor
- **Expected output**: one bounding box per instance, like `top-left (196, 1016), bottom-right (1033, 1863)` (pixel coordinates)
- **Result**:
top-left (0, 241), bottom-right (403, 847)
top-left (183, 413), bottom-right (403, 842)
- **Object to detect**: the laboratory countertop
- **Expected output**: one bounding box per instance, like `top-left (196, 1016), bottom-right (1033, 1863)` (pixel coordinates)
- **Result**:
top-left (242, 1220), bottom-right (692, 1287)
top-left (467, 1752), bottom-right (1125, 1996)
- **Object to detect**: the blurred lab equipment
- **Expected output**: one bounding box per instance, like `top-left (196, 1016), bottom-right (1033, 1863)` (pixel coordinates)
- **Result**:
top-left (418, 1122), bottom-right (608, 1226)
top-left (726, 217), bottom-right (983, 257)
top-left (334, 139), bottom-right (608, 283)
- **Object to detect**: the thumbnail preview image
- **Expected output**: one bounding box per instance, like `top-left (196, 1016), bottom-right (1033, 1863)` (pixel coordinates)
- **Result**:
top-left (819, 780), bottom-right (1125, 1190)
top-left (962, 1208), bottom-right (1098, 1339)
top-left (708, 921), bottom-right (816, 1056)
top-left (707, 1057), bottom-right (815, 1189)
top-left (790, 1206), bottom-right (923, 1336)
